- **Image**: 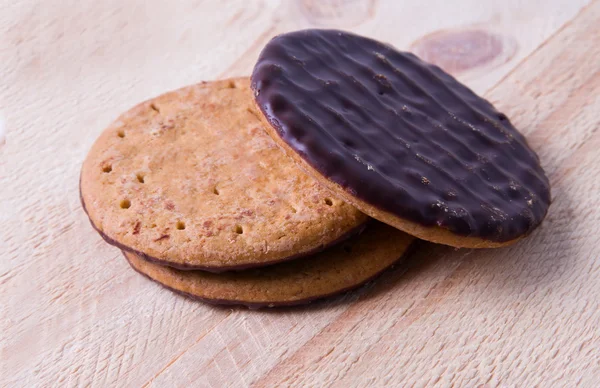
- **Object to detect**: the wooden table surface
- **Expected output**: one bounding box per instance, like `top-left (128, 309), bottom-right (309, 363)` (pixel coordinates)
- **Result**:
top-left (2, 0), bottom-right (599, 386)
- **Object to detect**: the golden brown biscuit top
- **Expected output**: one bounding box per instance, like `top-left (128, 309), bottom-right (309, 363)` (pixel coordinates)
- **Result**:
top-left (80, 78), bottom-right (367, 269)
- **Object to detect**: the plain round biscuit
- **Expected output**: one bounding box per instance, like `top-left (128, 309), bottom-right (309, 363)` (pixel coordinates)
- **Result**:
top-left (124, 222), bottom-right (415, 307)
top-left (80, 78), bottom-right (368, 270)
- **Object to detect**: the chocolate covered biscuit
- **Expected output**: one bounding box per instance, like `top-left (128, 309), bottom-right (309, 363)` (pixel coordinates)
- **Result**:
top-left (251, 30), bottom-right (550, 248)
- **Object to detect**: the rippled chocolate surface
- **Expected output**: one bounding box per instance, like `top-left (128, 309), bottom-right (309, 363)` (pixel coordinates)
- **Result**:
top-left (251, 29), bottom-right (550, 242)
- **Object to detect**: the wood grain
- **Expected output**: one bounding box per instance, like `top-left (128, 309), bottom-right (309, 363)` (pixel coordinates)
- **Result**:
top-left (0, 0), bottom-right (596, 387)
top-left (255, 2), bottom-right (600, 385)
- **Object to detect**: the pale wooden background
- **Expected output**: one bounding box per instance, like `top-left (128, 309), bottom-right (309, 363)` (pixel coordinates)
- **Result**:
top-left (1, 0), bottom-right (599, 386)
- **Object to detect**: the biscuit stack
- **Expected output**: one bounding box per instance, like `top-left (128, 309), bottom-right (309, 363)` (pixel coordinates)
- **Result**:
top-left (81, 30), bottom-right (550, 308)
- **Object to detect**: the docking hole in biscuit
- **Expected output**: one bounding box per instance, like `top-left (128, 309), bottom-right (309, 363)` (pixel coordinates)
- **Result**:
top-left (136, 173), bottom-right (145, 183)
top-left (176, 221), bottom-right (185, 230)
top-left (102, 165), bottom-right (112, 173)
top-left (227, 80), bottom-right (236, 89)
top-left (117, 130), bottom-right (125, 138)
top-left (120, 199), bottom-right (131, 209)
top-left (324, 198), bottom-right (333, 206)
top-left (234, 225), bottom-right (243, 234)
top-left (150, 103), bottom-right (160, 113)
top-left (213, 187), bottom-right (220, 195)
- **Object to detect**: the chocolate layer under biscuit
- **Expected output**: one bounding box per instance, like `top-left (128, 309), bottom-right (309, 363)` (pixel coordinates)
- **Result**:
top-left (252, 29), bottom-right (550, 242)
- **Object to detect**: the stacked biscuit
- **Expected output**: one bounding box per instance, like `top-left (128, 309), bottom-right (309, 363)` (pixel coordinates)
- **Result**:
top-left (81, 30), bottom-right (550, 308)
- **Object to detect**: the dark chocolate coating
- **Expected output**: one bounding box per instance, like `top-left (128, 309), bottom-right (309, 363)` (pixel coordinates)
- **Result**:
top-left (251, 29), bottom-right (551, 242)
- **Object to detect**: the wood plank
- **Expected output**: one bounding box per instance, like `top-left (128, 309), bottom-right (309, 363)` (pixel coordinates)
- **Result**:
top-left (253, 2), bottom-right (600, 386)
top-left (0, 1), bottom-right (283, 386)
top-left (145, 3), bottom-right (600, 388)
top-left (0, 0), bottom-right (593, 386)
top-left (224, 0), bottom-right (591, 95)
